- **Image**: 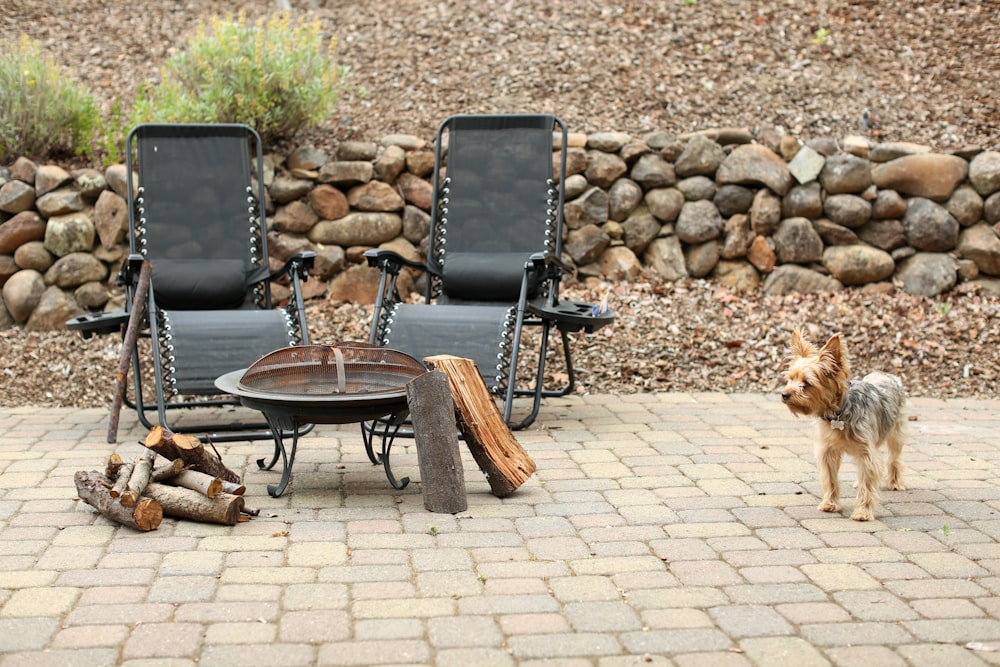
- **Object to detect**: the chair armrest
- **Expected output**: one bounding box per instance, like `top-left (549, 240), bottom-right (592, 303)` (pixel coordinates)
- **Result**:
top-left (275, 251), bottom-right (316, 281)
top-left (364, 248), bottom-right (428, 274)
top-left (116, 254), bottom-right (147, 287)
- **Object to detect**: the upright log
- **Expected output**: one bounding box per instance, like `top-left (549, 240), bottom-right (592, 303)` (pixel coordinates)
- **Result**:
top-left (143, 426), bottom-right (241, 484)
top-left (74, 470), bottom-right (162, 532)
top-left (423, 355), bottom-right (536, 498)
top-left (406, 370), bottom-right (468, 513)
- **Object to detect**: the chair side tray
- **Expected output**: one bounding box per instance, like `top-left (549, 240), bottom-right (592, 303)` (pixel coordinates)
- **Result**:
top-left (66, 311), bottom-right (130, 339)
top-left (529, 301), bottom-right (615, 334)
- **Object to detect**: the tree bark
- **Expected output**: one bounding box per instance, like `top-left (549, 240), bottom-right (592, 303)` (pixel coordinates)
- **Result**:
top-left (143, 483), bottom-right (245, 525)
top-left (74, 470), bottom-right (162, 532)
top-left (423, 355), bottom-right (535, 497)
top-left (143, 426), bottom-right (241, 484)
top-left (406, 370), bottom-right (468, 513)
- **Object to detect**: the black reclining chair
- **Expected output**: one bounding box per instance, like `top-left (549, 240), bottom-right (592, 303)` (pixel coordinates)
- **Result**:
top-left (365, 114), bottom-right (613, 429)
top-left (69, 123), bottom-right (314, 441)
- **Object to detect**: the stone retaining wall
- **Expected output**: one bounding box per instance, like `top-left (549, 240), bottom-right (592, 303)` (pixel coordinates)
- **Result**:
top-left (2, 127), bottom-right (1000, 330)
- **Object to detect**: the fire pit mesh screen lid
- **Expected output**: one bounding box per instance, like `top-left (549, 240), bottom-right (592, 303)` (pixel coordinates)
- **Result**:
top-left (238, 343), bottom-right (425, 396)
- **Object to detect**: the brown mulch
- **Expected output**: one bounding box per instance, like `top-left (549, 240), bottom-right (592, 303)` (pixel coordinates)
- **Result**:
top-left (2, 1), bottom-right (999, 408)
top-left (3, 275), bottom-right (998, 409)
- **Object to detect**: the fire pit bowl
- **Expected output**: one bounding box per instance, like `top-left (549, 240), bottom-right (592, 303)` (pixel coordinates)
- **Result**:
top-left (215, 343), bottom-right (425, 496)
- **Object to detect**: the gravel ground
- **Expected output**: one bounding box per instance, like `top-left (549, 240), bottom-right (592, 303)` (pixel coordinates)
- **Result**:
top-left (2, 1), bottom-right (1000, 408)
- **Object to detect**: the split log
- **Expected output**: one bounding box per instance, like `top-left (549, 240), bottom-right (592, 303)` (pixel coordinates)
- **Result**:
top-left (423, 355), bottom-right (535, 498)
top-left (120, 450), bottom-right (156, 508)
top-left (143, 483), bottom-right (245, 526)
top-left (405, 370), bottom-right (468, 513)
top-left (74, 470), bottom-right (162, 532)
top-left (143, 425), bottom-right (241, 484)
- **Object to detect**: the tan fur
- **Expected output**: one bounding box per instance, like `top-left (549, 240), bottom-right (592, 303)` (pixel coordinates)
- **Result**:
top-left (781, 330), bottom-right (906, 521)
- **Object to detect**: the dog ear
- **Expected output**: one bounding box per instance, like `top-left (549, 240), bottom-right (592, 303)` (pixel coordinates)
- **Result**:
top-left (819, 334), bottom-right (850, 376)
top-left (790, 329), bottom-right (817, 357)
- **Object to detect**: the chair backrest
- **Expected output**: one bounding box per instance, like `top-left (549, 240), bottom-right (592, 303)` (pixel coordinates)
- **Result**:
top-left (125, 124), bottom-right (270, 310)
top-left (428, 114), bottom-right (567, 302)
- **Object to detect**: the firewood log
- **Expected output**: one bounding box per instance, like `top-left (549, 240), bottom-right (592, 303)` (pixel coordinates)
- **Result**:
top-left (143, 426), bottom-right (241, 484)
top-left (423, 355), bottom-right (535, 497)
top-left (142, 483), bottom-right (245, 526)
top-left (120, 450), bottom-right (156, 508)
top-left (406, 370), bottom-right (468, 513)
top-left (74, 470), bottom-right (162, 532)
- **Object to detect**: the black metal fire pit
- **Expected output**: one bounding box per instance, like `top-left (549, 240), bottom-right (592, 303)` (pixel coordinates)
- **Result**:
top-left (215, 344), bottom-right (425, 497)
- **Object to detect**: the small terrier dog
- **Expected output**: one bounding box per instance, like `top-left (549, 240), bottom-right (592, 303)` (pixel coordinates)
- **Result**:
top-left (781, 330), bottom-right (906, 521)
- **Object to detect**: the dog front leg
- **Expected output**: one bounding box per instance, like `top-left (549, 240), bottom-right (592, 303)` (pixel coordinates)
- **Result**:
top-left (817, 448), bottom-right (841, 513)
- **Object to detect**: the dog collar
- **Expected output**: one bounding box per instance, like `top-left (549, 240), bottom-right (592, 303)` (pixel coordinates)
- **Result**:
top-left (823, 411), bottom-right (845, 431)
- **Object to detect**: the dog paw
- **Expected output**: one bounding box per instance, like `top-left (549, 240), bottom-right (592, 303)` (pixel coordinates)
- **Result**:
top-left (851, 507), bottom-right (875, 521)
top-left (818, 501), bottom-right (840, 513)
top-left (887, 480), bottom-right (906, 491)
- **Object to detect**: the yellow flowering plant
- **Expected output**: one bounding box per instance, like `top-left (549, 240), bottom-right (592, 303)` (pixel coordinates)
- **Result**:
top-left (0, 36), bottom-right (98, 162)
top-left (132, 12), bottom-right (348, 143)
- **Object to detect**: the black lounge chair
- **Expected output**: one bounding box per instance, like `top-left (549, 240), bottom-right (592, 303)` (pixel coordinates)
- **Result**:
top-left (365, 114), bottom-right (613, 429)
top-left (69, 123), bottom-right (314, 441)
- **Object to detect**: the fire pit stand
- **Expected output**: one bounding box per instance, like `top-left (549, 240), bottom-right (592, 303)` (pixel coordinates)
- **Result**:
top-left (214, 345), bottom-right (426, 497)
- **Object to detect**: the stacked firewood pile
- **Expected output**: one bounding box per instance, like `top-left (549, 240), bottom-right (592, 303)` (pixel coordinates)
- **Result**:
top-left (74, 426), bottom-right (258, 531)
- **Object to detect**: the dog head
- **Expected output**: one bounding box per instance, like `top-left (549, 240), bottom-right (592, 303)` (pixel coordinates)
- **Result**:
top-left (780, 330), bottom-right (851, 417)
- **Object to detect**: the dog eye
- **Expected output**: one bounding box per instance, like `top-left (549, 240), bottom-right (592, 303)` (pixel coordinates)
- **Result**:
top-left (801, 380), bottom-right (810, 388)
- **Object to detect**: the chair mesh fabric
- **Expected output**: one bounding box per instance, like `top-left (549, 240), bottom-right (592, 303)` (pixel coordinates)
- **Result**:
top-left (133, 126), bottom-right (263, 309)
top-left (380, 303), bottom-right (515, 391)
top-left (162, 309), bottom-right (297, 395)
top-left (432, 115), bottom-right (556, 300)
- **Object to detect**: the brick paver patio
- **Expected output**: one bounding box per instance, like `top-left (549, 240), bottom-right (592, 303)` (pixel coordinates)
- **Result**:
top-left (1, 392), bottom-right (999, 666)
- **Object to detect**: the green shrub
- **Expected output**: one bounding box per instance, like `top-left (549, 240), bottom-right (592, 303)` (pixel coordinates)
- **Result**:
top-left (132, 12), bottom-right (347, 143)
top-left (0, 36), bottom-right (98, 162)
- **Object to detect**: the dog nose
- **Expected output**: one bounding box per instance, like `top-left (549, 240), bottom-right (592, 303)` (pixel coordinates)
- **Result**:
top-left (780, 392), bottom-right (790, 402)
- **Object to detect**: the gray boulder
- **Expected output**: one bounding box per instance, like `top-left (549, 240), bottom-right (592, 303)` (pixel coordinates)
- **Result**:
top-left (895, 253), bottom-right (957, 296)
top-left (763, 264), bottom-right (843, 295)
top-left (644, 236), bottom-right (688, 281)
top-left (903, 198), bottom-right (959, 251)
top-left (818, 154), bottom-right (872, 194)
top-left (1, 269), bottom-right (45, 323)
top-left (958, 223), bottom-right (1000, 276)
top-left (823, 194), bottom-right (872, 228)
top-left (645, 188), bottom-right (684, 223)
top-left (565, 224), bottom-right (610, 265)
top-left (823, 245), bottom-right (895, 285)
top-left (676, 200), bottom-right (724, 243)
top-left (713, 184), bottom-right (754, 217)
top-left (716, 144), bottom-right (793, 196)
top-left (969, 150), bottom-right (1000, 196)
top-left (44, 213), bottom-right (95, 257)
top-left (630, 153), bottom-right (676, 189)
top-left (782, 182), bottom-right (823, 219)
top-left (564, 187), bottom-right (608, 229)
top-left (308, 212), bottom-right (402, 246)
top-left (773, 217), bottom-right (824, 264)
top-left (608, 178), bottom-right (643, 222)
top-left (44, 252), bottom-right (108, 288)
top-left (674, 133), bottom-right (725, 178)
